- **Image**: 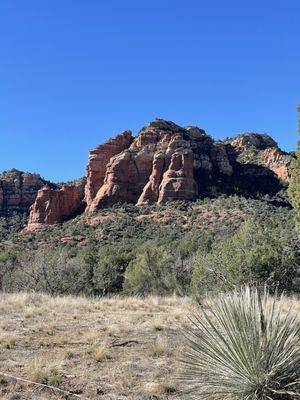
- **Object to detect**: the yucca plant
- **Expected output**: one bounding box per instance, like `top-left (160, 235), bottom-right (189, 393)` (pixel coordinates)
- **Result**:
top-left (179, 286), bottom-right (300, 399)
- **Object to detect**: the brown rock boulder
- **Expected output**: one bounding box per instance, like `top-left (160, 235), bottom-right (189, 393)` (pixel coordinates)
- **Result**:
top-left (137, 152), bottom-right (167, 204)
top-left (137, 132), bottom-right (199, 205)
top-left (89, 120), bottom-right (191, 210)
top-left (89, 147), bottom-right (155, 210)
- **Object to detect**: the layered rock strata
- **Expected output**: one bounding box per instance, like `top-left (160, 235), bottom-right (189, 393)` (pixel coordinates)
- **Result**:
top-left (0, 169), bottom-right (49, 208)
top-left (27, 184), bottom-right (84, 230)
top-left (87, 120), bottom-right (233, 210)
top-left (24, 119), bottom-right (293, 228)
top-left (263, 148), bottom-right (291, 183)
top-left (84, 131), bottom-right (133, 206)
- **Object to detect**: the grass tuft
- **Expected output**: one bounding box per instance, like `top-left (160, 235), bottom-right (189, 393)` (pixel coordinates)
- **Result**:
top-left (29, 360), bottom-right (63, 386)
top-left (92, 343), bottom-right (108, 362)
top-left (150, 336), bottom-right (167, 358)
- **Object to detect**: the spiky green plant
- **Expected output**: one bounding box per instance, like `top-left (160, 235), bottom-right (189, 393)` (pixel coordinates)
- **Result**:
top-left (179, 286), bottom-right (300, 399)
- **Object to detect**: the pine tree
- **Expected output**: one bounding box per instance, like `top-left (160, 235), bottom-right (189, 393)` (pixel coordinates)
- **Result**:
top-left (288, 104), bottom-right (300, 236)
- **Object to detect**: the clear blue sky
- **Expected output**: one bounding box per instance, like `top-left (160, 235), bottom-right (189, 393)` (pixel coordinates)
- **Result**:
top-left (0, 1), bottom-right (299, 182)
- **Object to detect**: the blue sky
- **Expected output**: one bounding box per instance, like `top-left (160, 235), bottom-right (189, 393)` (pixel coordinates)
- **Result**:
top-left (0, 1), bottom-right (299, 182)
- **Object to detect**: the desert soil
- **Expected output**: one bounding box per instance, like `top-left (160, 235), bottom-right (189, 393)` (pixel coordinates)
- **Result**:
top-left (0, 293), bottom-right (194, 399)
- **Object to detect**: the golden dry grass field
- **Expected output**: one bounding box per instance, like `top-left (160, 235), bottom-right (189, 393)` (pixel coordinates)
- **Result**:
top-left (0, 293), bottom-right (197, 400)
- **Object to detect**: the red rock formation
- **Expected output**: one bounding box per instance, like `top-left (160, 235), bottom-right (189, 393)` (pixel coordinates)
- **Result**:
top-left (0, 169), bottom-right (48, 208)
top-left (88, 121), bottom-right (184, 209)
top-left (90, 120), bottom-right (231, 209)
top-left (157, 149), bottom-right (197, 204)
top-left (85, 131), bottom-right (132, 207)
top-left (18, 120), bottom-right (292, 229)
top-left (88, 147), bottom-right (155, 210)
top-left (27, 185), bottom-right (84, 230)
top-left (137, 153), bottom-right (167, 204)
top-left (263, 148), bottom-right (290, 183)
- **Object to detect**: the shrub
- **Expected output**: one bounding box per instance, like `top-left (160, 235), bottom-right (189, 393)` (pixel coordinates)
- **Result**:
top-left (2, 248), bottom-right (87, 295)
top-left (123, 244), bottom-right (178, 296)
top-left (92, 243), bottom-right (134, 295)
top-left (179, 286), bottom-right (300, 399)
top-left (191, 217), bottom-right (300, 301)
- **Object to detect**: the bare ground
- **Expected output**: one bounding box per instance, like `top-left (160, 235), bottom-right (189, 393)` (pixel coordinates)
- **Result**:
top-left (0, 293), bottom-right (195, 399)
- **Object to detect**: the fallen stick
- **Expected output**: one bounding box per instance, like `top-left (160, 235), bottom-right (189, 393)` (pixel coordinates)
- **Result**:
top-left (111, 339), bottom-right (139, 347)
top-left (0, 371), bottom-right (88, 399)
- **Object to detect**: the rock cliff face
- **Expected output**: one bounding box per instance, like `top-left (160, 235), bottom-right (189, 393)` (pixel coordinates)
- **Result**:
top-left (263, 148), bottom-right (290, 183)
top-left (85, 131), bottom-right (133, 207)
top-left (0, 169), bottom-right (50, 209)
top-left (19, 119), bottom-right (293, 228)
top-left (87, 120), bottom-right (234, 211)
top-left (27, 183), bottom-right (84, 230)
top-left (228, 133), bottom-right (291, 183)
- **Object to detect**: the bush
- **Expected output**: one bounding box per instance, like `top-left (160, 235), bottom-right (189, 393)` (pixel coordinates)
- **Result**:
top-left (92, 243), bottom-right (134, 295)
top-left (191, 217), bottom-right (300, 301)
top-left (180, 286), bottom-right (300, 399)
top-left (123, 244), bottom-right (178, 296)
top-left (2, 248), bottom-right (87, 295)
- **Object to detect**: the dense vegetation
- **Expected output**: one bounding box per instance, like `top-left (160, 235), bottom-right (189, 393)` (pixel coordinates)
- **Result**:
top-left (0, 194), bottom-right (299, 299)
top-left (0, 209), bottom-right (28, 242)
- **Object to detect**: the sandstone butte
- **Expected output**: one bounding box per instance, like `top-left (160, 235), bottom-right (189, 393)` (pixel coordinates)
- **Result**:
top-left (0, 119), bottom-right (291, 230)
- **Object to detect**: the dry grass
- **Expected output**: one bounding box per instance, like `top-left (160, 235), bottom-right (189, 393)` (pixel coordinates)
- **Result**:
top-left (29, 358), bottom-right (63, 386)
top-left (2, 291), bottom-right (297, 399)
top-left (149, 336), bottom-right (168, 358)
top-left (0, 292), bottom-right (193, 399)
top-left (92, 342), bottom-right (108, 362)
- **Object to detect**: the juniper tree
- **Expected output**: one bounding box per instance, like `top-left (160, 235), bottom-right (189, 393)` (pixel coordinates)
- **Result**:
top-left (288, 104), bottom-right (300, 236)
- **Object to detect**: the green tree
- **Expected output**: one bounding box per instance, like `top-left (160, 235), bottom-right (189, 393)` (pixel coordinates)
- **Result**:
top-left (289, 104), bottom-right (300, 236)
top-left (93, 243), bottom-right (134, 295)
top-left (123, 244), bottom-right (178, 296)
top-left (79, 241), bottom-right (100, 295)
top-left (191, 217), bottom-right (300, 301)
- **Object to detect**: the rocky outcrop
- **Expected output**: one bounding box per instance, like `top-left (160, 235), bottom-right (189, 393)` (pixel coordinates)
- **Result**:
top-left (228, 133), bottom-right (292, 183)
top-left (263, 148), bottom-right (291, 183)
top-left (88, 120), bottom-right (233, 210)
top-left (156, 149), bottom-right (197, 204)
top-left (229, 133), bottom-right (278, 151)
top-left (0, 169), bottom-right (50, 209)
top-left (14, 120), bottom-right (292, 229)
top-left (210, 143), bottom-right (233, 176)
top-left (85, 131), bottom-right (133, 207)
top-left (27, 184), bottom-right (84, 230)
